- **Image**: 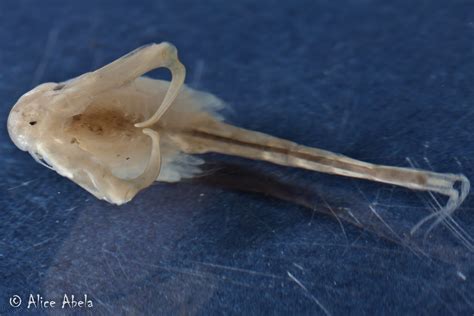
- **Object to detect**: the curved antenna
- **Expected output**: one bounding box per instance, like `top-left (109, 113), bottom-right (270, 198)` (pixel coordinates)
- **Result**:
top-left (134, 57), bottom-right (185, 128)
top-left (52, 42), bottom-right (186, 121)
top-left (98, 42), bottom-right (186, 128)
top-left (98, 128), bottom-right (162, 204)
top-left (99, 42), bottom-right (186, 128)
top-left (128, 128), bottom-right (162, 190)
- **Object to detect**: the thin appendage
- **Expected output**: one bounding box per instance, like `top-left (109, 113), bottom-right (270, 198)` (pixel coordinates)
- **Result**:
top-left (52, 43), bottom-right (185, 122)
top-left (70, 128), bottom-right (161, 205)
top-left (172, 121), bottom-right (469, 233)
top-left (90, 42), bottom-right (184, 96)
top-left (89, 128), bottom-right (162, 204)
top-left (134, 60), bottom-right (185, 128)
top-left (134, 46), bottom-right (186, 128)
top-left (130, 128), bottom-right (162, 188)
top-left (91, 128), bottom-right (162, 204)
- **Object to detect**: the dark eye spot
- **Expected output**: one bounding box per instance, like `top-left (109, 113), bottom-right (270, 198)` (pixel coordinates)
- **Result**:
top-left (29, 121), bottom-right (37, 126)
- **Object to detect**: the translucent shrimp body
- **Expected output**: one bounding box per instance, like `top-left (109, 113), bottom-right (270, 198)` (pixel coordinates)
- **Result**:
top-left (7, 43), bottom-right (469, 234)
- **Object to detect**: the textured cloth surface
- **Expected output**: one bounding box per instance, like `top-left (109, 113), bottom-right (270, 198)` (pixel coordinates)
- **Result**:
top-left (1, 0), bottom-right (474, 314)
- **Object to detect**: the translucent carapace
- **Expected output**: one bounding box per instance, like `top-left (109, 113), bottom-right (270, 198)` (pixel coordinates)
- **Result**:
top-left (7, 42), bottom-right (469, 236)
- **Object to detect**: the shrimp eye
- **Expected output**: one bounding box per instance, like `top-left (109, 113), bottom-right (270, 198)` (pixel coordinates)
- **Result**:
top-left (29, 121), bottom-right (37, 126)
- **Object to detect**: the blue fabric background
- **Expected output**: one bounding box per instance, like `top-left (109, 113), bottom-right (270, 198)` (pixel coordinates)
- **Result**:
top-left (1, 0), bottom-right (474, 314)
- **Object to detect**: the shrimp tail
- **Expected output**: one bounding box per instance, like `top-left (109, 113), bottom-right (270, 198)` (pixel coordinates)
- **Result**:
top-left (169, 120), bottom-right (470, 234)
